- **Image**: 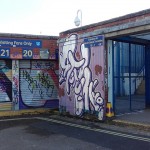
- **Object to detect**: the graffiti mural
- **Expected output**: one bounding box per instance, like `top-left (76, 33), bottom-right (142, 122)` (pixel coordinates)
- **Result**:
top-left (20, 60), bottom-right (59, 108)
top-left (0, 60), bottom-right (12, 101)
top-left (59, 34), bottom-right (105, 120)
top-left (12, 60), bottom-right (19, 110)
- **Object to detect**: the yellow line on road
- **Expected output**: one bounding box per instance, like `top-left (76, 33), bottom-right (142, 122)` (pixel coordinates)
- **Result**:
top-left (36, 117), bottom-right (150, 143)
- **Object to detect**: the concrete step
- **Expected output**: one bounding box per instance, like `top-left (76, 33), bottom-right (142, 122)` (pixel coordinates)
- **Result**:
top-left (136, 80), bottom-right (145, 95)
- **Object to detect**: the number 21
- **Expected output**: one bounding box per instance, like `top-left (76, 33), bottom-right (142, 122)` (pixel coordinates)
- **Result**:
top-left (0, 49), bottom-right (9, 57)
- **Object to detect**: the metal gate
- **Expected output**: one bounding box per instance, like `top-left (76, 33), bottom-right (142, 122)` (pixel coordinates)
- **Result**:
top-left (145, 45), bottom-right (150, 107)
top-left (0, 60), bottom-right (12, 111)
top-left (19, 60), bottom-right (59, 109)
top-left (113, 41), bottom-right (145, 114)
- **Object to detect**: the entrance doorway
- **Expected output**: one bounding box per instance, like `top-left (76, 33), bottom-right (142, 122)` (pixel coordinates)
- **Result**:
top-left (112, 41), bottom-right (145, 114)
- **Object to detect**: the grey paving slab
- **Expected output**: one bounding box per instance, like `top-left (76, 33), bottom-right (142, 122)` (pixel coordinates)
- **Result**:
top-left (115, 109), bottom-right (150, 125)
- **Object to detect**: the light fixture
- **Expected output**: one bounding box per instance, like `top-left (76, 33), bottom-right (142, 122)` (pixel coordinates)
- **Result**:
top-left (74, 9), bottom-right (82, 27)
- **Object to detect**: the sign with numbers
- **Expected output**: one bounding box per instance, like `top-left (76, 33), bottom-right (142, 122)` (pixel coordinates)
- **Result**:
top-left (0, 48), bottom-right (10, 58)
top-left (22, 49), bottom-right (33, 59)
top-left (0, 47), bottom-right (57, 60)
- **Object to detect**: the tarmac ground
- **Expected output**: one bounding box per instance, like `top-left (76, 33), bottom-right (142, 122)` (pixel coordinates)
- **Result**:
top-left (0, 108), bottom-right (149, 132)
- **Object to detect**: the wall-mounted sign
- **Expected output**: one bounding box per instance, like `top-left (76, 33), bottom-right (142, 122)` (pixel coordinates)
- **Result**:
top-left (22, 49), bottom-right (33, 59)
top-left (33, 49), bottom-right (40, 59)
top-left (40, 49), bottom-right (49, 59)
top-left (0, 48), bottom-right (10, 58)
top-left (84, 35), bottom-right (104, 48)
top-left (0, 39), bottom-right (42, 48)
top-left (0, 46), bottom-right (58, 60)
top-left (10, 48), bottom-right (22, 59)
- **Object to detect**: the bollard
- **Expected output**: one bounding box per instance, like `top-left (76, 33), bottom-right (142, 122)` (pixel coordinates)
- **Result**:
top-left (106, 102), bottom-right (114, 117)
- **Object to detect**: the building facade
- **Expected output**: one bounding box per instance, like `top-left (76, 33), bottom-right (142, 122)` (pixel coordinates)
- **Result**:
top-left (1, 8), bottom-right (150, 120)
top-left (58, 8), bottom-right (150, 120)
top-left (0, 34), bottom-right (59, 111)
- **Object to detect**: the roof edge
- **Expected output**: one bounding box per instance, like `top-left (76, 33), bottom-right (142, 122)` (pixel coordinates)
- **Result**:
top-left (0, 32), bottom-right (59, 40)
top-left (60, 8), bottom-right (150, 35)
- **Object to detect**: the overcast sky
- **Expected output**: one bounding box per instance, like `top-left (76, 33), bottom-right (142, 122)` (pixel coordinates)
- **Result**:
top-left (0, 0), bottom-right (149, 36)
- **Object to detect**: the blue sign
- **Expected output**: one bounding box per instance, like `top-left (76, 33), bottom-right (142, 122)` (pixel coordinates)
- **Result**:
top-left (84, 35), bottom-right (103, 48)
top-left (0, 39), bottom-right (42, 48)
top-left (22, 49), bottom-right (33, 59)
top-left (0, 48), bottom-right (10, 58)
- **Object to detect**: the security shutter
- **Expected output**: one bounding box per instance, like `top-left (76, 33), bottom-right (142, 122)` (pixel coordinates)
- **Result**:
top-left (19, 60), bottom-right (59, 109)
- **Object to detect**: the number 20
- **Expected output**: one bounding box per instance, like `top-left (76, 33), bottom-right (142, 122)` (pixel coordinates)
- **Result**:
top-left (23, 50), bottom-right (32, 57)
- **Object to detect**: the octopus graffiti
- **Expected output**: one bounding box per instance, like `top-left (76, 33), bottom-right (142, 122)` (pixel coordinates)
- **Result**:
top-left (59, 34), bottom-right (105, 120)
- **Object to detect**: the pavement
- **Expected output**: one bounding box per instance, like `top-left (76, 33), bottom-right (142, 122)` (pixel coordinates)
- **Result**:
top-left (111, 109), bottom-right (150, 131)
top-left (0, 108), bottom-right (149, 132)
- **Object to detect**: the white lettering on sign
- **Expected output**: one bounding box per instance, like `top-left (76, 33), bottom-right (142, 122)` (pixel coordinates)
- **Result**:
top-left (23, 50), bottom-right (33, 57)
top-left (14, 41), bottom-right (23, 46)
top-left (0, 40), bottom-right (13, 46)
top-left (0, 39), bottom-right (41, 48)
top-left (13, 41), bottom-right (32, 47)
top-left (23, 41), bottom-right (32, 46)
top-left (0, 49), bottom-right (9, 57)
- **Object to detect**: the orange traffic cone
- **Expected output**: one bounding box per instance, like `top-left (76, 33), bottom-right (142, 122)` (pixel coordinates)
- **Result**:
top-left (106, 102), bottom-right (114, 117)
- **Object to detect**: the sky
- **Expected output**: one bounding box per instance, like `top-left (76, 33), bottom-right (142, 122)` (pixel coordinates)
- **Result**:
top-left (0, 0), bottom-right (149, 36)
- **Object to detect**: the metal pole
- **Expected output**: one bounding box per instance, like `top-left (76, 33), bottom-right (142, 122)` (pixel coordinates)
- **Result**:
top-left (129, 43), bottom-right (132, 111)
top-left (112, 41), bottom-right (115, 112)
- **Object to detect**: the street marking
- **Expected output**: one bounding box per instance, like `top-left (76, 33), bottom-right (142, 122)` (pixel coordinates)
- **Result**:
top-left (0, 117), bottom-right (34, 122)
top-left (0, 116), bottom-right (149, 143)
top-left (36, 117), bottom-right (150, 143)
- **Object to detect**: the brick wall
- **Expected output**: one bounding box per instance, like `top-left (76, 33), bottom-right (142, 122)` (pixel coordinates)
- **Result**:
top-left (60, 8), bottom-right (150, 38)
